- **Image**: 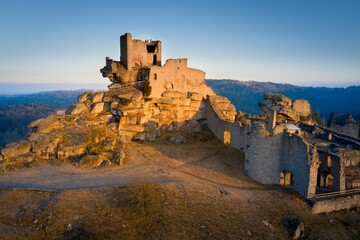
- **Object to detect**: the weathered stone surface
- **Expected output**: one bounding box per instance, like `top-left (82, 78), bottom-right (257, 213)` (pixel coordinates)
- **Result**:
top-left (79, 155), bottom-right (105, 167)
top-left (35, 117), bottom-right (68, 134)
top-left (91, 102), bottom-right (105, 114)
top-left (1, 141), bottom-right (31, 160)
top-left (78, 92), bottom-right (93, 103)
top-left (66, 103), bottom-right (87, 115)
top-left (181, 120), bottom-right (202, 133)
top-left (92, 92), bottom-right (104, 103)
top-left (28, 118), bottom-right (44, 128)
top-left (208, 95), bottom-right (237, 122)
top-left (293, 99), bottom-right (311, 117)
top-left (17, 152), bottom-right (36, 163)
top-left (161, 90), bottom-right (184, 98)
top-left (260, 93), bottom-right (300, 122)
top-left (169, 135), bottom-right (187, 143)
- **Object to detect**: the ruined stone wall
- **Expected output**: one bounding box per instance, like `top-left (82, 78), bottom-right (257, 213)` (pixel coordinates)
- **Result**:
top-left (244, 124), bottom-right (284, 184)
top-left (149, 59), bottom-right (214, 98)
top-left (120, 33), bottom-right (161, 70)
top-left (205, 99), bottom-right (247, 151)
top-left (282, 134), bottom-right (320, 198)
top-left (318, 151), bottom-right (345, 192)
top-left (312, 194), bottom-right (360, 214)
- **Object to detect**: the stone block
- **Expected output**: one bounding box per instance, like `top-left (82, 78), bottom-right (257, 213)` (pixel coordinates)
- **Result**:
top-left (66, 103), bottom-right (87, 115)
top-left (79, 155), bottom-right (105, 168)
top-left (91, 102), bottom-right (105, 114)
top-left (1, 141), bottom-right (31, 160)
top-left (92, 92), bottom-right (104, 103)
top-left (77, 92), bottom-right (93, 103)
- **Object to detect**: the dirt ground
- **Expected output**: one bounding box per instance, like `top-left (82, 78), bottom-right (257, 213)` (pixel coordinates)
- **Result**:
top-left (0, 130), bottom-right (359, 240)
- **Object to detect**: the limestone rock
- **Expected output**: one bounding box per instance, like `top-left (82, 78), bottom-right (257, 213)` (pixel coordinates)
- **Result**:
top-left (79, 155), bottom-right (105, 167)
top-left (30, 134), bottom-right (62, 160)
top-left (1, 141), bottom-right (31, 160)
top-left (66, 103), bottom-right (87, 115)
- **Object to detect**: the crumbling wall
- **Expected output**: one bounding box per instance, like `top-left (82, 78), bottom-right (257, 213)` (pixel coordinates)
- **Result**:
top-left (149, 59), bottom-right (214, 98)
top-left (312, 194), bottom-right (360, 214)
top-left (245, 123), bottom-right (284, 184)
top-left (120, 33), bottom-right (162, 70)
top-left (282, 134), bottom-right (320, 198)
top-left (205, 99), bottom-right (246, 151)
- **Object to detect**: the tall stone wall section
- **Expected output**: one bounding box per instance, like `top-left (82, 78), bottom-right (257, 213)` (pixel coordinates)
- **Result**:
top-left (244, 124), bottom-right (284, 185)
top-left (282, 134), bottom-right (319, 198)
top-left (205, 95), bottom-right (316, 199)
top-left (205, 97), bottom-right (246, 152)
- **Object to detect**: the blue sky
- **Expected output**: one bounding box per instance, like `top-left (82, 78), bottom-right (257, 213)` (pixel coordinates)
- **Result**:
top-left (0, 0), bottom-right (359, 92)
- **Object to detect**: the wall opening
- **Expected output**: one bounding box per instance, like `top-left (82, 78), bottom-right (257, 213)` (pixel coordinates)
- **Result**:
top-left (326, 174), bottom-right (334, 189)
top-left (280, 171), bottom-right (293, 186)
top-left (224, 131), bottom-right (230, 145)
top-left (154, 73), bottom-right (157, 80)
top-left (147, 45), bottom-right (156, 53)
top-left (153, 55), bottom-right (157, 65)
top-left (326, 156), bottom-right (332, 168)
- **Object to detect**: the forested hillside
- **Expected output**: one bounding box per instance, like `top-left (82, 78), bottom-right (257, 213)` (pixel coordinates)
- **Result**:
top-left (0, 90), bottom-right (87, 107)
top-left (0, 90), bottom-right (87, 148)
top-left (206, 80), bottom-right (360, 121)
top-left (0, 104), bottom-right (60, 147)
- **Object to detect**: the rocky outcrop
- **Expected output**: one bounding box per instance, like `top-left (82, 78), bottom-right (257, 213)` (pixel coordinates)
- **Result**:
top-left (0, 84), bottom-right (209, 169)
top-left (208, 95), bottom-right (237, 122)
top-left (260, 93), bottom-right (315, 125)
top-left (1, 141), bottom-right (32, 161)
top-left (260, 93), bottom-right (300, 122)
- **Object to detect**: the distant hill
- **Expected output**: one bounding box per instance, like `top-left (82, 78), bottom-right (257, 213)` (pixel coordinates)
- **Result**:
top-left (0, 90), bottom-right (88, 107)
top-left (206, 80), bottom-right (360, 121)
top-left (0, 90), bottom-right (88, 148)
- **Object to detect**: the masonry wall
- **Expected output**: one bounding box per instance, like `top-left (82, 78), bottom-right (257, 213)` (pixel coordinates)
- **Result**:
top-left (120, 33), bottom-right (161, 70)
top-left (244, 124), bottom-right (283, 185)
top-left (282, 134), bottom-right (319, 198)
top-left (205, 100), bottom-right (246, 151)
top-left (312, 194), bottom-right (360, 214)
top-left (149, 59), bottom-right (213, 98)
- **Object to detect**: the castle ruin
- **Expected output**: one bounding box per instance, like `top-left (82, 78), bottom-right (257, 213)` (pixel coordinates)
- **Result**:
top-left (1, 33), bottom-right (359, 213)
